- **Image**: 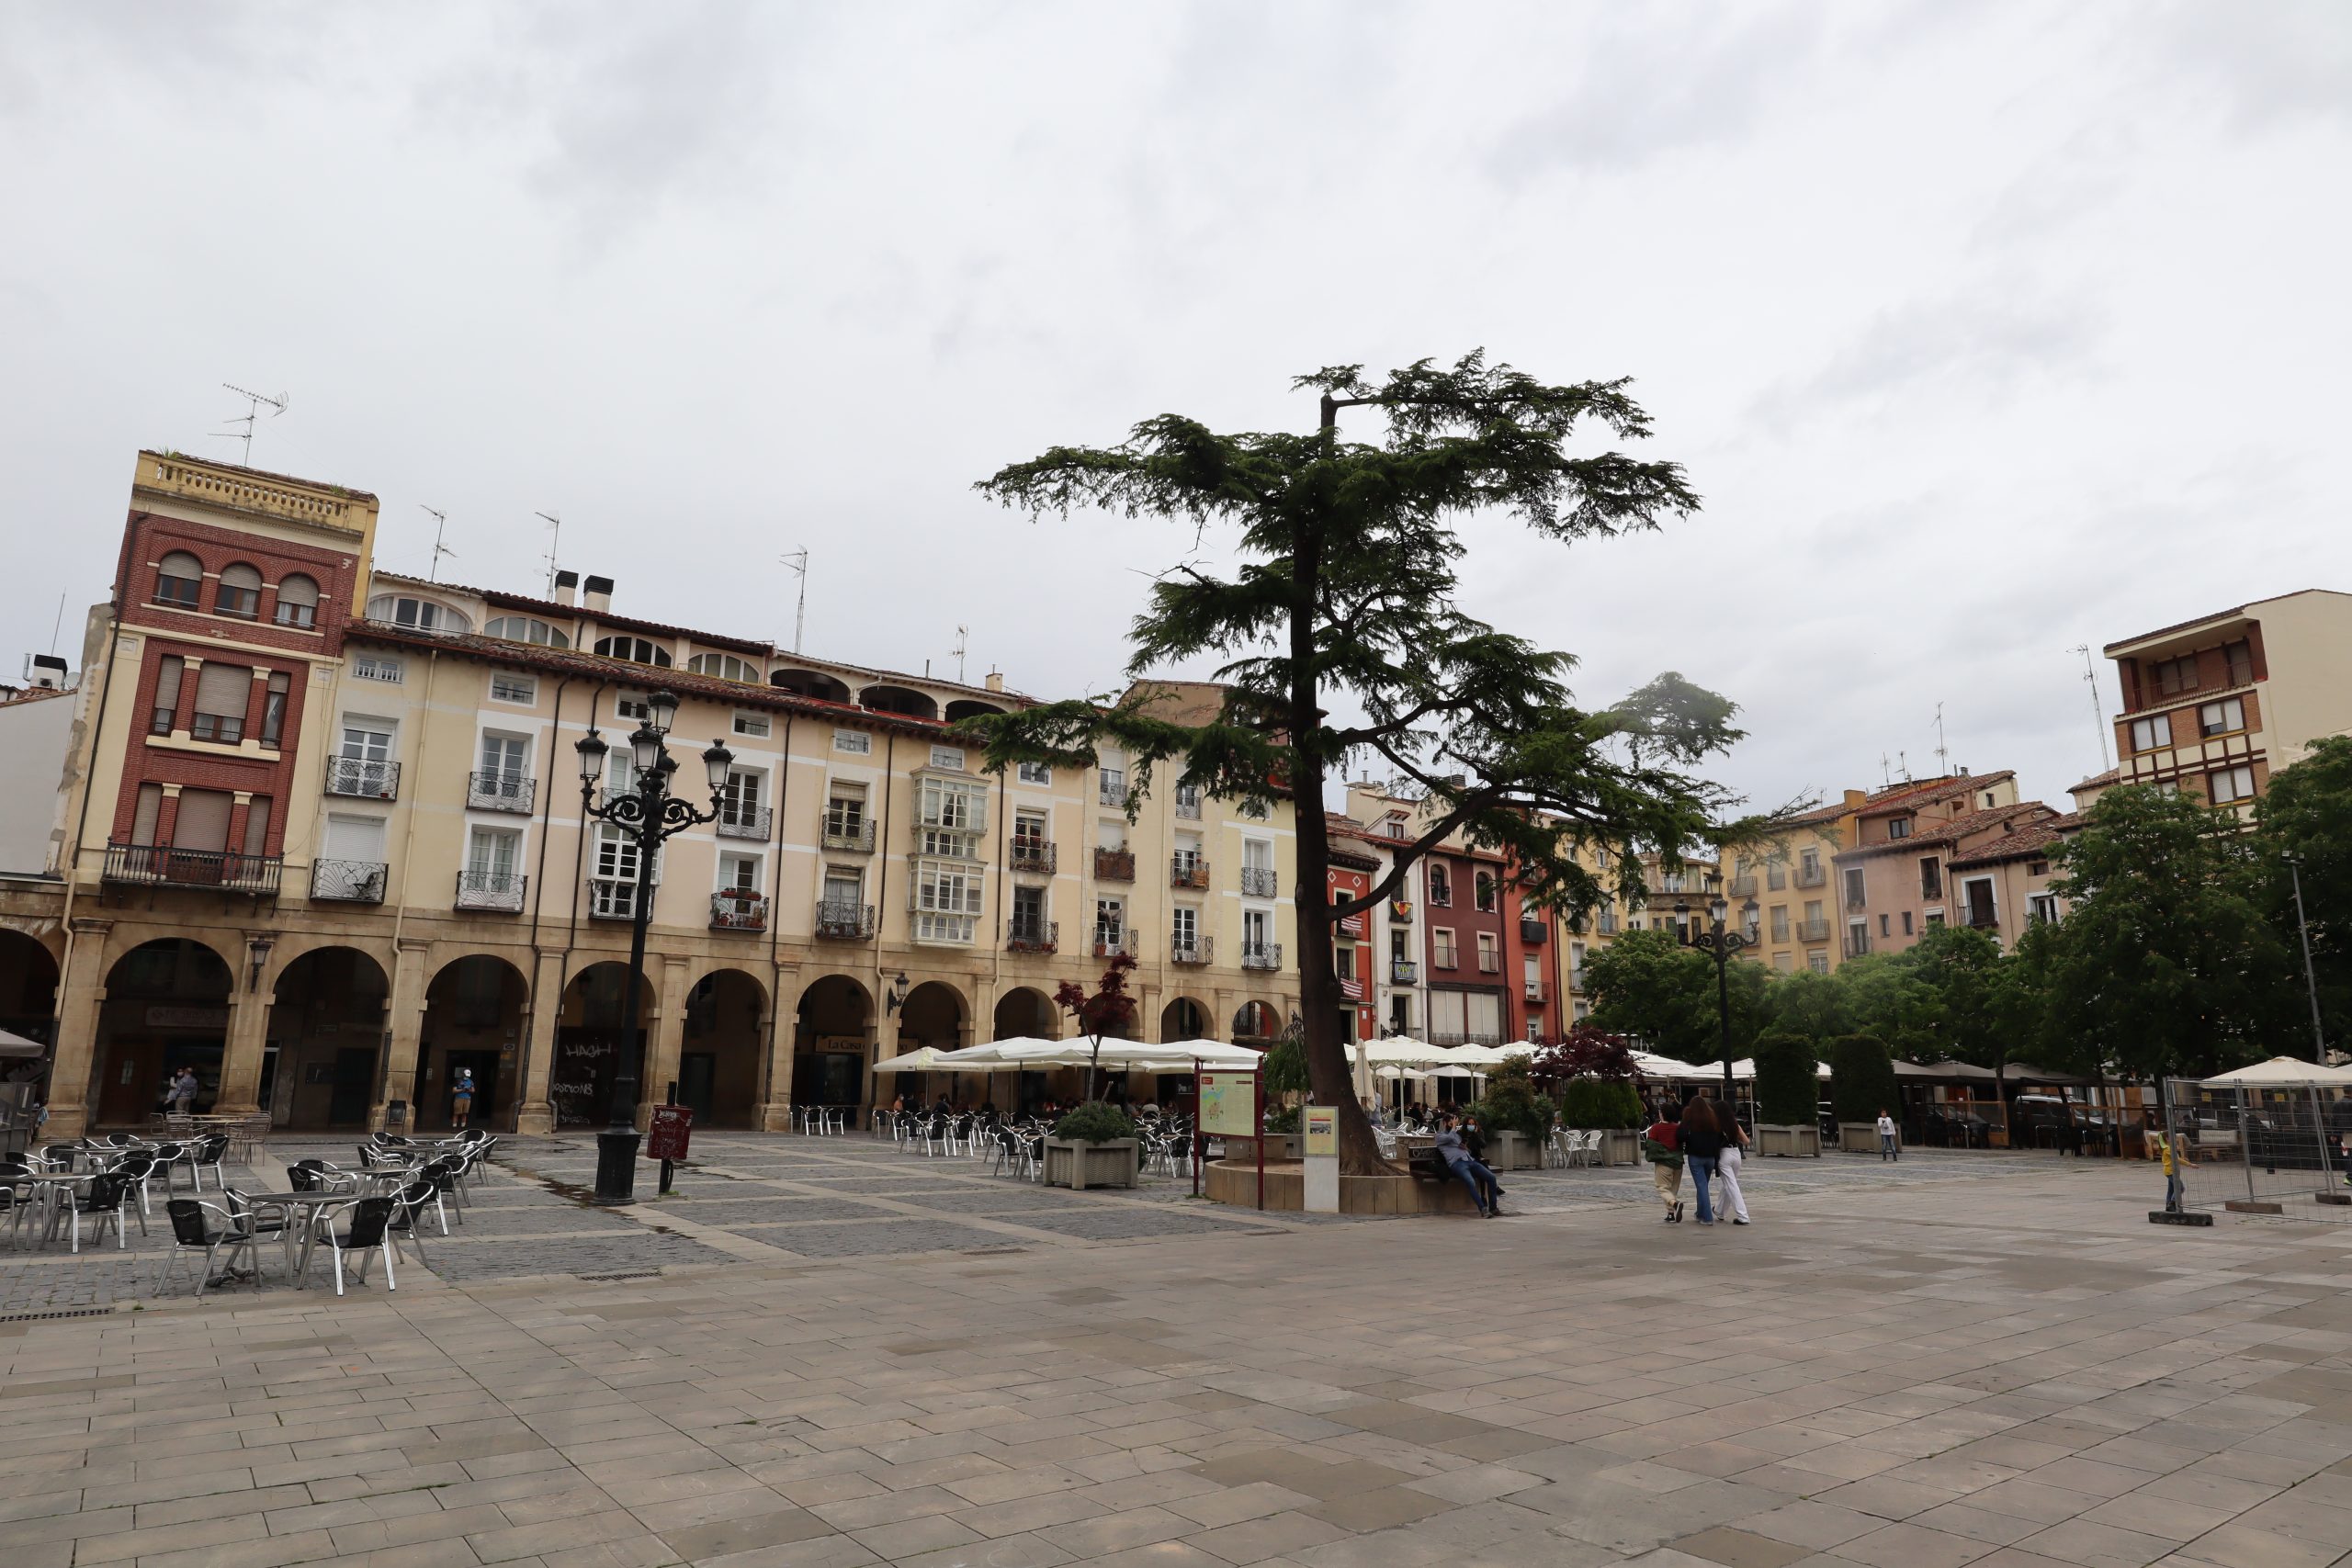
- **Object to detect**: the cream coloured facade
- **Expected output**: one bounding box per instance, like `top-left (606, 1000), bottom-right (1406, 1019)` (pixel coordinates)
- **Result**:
top-left (30, 452), bottom-right (1297, 1140)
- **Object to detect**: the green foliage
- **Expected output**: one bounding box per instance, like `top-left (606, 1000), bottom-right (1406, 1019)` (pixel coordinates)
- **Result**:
top-left (1260, 1032), bottom-right (1313, 1098)
top-left (1826, 1034), bottom-right (1899, 1125)
top-left (1581, 928), bottom-right (1765, 1062)
top-left (1761, 967), bottom-right (1850, 1042)
top-left (1262, 1103), bottom-right (1302, 1134)
top-left (2254, 736), bottom-right (2352, 1049)
top-left (1559, 1076), bottom-right (1645, 1130)
top-left (1468, 1059), bottom-right (1554, 1139)
top-left (1751, 1030), bottom-right (1819, 1127)
top-left (1051, 1102), bottom-right (1138, 1144)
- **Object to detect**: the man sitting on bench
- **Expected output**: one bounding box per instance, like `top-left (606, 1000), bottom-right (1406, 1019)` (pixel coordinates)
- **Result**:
top-left (1432, 1110), bottom-right (1506, 1218)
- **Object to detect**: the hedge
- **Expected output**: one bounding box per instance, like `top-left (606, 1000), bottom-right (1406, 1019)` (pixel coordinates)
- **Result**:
top-left (1752, 1030), bottom-right (1820, 1127)
top-left (1826, 1034), bottom-right (1899, 1126)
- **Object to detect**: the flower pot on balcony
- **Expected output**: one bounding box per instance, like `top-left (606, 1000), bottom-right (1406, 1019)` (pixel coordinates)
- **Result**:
top-left (1042, 1137), bottom-right (1140, 1190)
top-left (1755, 1123), bottom-right (1822, 1158)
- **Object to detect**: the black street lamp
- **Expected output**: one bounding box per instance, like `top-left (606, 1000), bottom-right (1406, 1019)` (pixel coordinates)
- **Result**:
top-left (1679, 874), bottom-right (1761, 1111)
top-left (574, 690), bottom-right (732, 1203)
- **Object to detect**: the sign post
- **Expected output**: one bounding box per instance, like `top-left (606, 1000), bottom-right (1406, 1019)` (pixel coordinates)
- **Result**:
top-left (1303, 1105), bottom-right (1340, 1214)
top-left (646, 1086), bottom-right (693, 1196)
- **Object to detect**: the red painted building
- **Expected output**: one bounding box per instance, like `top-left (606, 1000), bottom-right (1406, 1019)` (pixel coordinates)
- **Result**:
top-left (1419, 844), bottom-right (1509, 1046)
top-left (1325, 836), bottom-right (1379, 1045)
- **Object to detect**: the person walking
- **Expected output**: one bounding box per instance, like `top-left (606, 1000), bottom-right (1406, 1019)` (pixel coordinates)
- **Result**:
top-left (1432, 1110), bottom-right (1506, 1217)
top-left (1716, 1100), bottom-right (1752, 1225)
top-left (1876, 1107), bottom-right (1900, 1161)
top-left (1643, 1101), bottom-right (1684, 1222)
top-left (1679, 1097), bottom-right (1725, 1225)
top-left (167, 1067), bottom-right (199, 1115)
top-left (451, 1068), bottom-right (477, 1131)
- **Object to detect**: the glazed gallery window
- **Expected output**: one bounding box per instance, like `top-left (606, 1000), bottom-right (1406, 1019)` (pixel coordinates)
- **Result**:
top-left (484, 615), bottom-right (568, 648)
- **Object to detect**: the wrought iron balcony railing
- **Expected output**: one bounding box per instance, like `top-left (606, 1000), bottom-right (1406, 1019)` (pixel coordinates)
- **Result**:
top-left (455, 869), bottom-right (526, 912)
top-left (820, 818), bottom-right (876, 852)
top-left (710, 890), bottom-right (767, 931)
top-left (1965, 907), bottom-right (2000, 931)
top-left (816, 898), bottom-right (876, 940)
top-left (311, 858), bottom-right (386, 903)
top-left (1009, 840), bottom-right (1057, 874)
top-left (1391, 958), bottom-right (1418, 984)
top-left (325, 756), bottom-right (399, 800)
top-left (467, 770), bottom-right (534, 814)
top-left (1727, 874), bottom-right (1758, 897)
top-left (716, 804), bottom-right (771, 840)
top-left (1173, 790), bottom-right (1202, 820)
top-left (588, 878), bottom-right (643, 920)
top-left (1006, 917), bottom-right (1057, 953)
top-left (1797, 917), bottom-right (1831, 942)
top-left (1098, 771), bottom-right (1126, 807)
top-left (1478, 953), bottom-right (1501, 974)
top-left (1240, 941), bottom-right (1283, 971)
top-left (1093, 847), bottom-right (1136, 882)
top-left (1170, 854), bottom-right (1210, 889)
top-left (1795, 863), bottom-right (1826, 887)
top-left (1844, 931), bottom-right (1871, 958)
top-left (106, 841), bottom-right (284, 896)
top-left (1091, 929), bottom-right (1137, 959)
top-left (1170, 936), bottom-right (1212, 965)
top-left (1239, 866), bottom-right (1278, 897)
top-left (1524, 981), bottom-right (1547, 1002)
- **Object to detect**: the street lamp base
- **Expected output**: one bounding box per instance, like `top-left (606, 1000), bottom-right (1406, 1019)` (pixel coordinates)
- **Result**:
top-left (593, 1128), bottom-right (642, 1204)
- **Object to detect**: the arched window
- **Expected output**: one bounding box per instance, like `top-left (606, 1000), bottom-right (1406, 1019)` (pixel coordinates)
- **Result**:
top-left (484, 615), bottom-right (570, 649)
top-left (154, 551), bottom-right (203, 609)
top-left (273, 573), bottom-right (319, 628)
top-left (685, 652), bottom-right (760, 682)
top-left (771, 668), bottom-right (852, 703)
top-left (594, 636), bottom-right (673, 667)
top-left (366, 595), bottom-right (470, 636)
top-left (215, 562), bottom-right (262, 619)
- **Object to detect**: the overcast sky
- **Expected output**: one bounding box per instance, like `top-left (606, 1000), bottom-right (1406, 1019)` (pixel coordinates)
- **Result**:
top-left (4, 2), bottom-right (2346, 818)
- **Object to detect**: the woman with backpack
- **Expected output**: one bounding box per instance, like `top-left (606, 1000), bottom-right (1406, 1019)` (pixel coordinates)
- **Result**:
top-left (1644, 1101), bottom-right (1684, 1223)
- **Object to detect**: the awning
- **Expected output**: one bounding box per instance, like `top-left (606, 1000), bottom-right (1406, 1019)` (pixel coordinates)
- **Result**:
top-left (2201, 1055), bottom-right (2352, 1087)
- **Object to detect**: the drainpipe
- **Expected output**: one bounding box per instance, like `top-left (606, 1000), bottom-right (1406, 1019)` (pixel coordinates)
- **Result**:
top-left (876, 732), bottom-right (897, 1053)
top-left (513, 674), bottom-right (578, 1130)
top-left (371, 645), bottom-right (441, 1119)
top-left (761, 712), bottom-right (794, 1115)
top-left (544, 681), bottom-right (609, 1128)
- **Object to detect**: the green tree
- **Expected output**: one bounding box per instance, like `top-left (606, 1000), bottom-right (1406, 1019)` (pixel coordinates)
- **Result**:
top-left (1832, 953), bottom-right (1942, 1059)
top-left (1760, 965), bottom-right (1849, 1043)
top-left (1750, 1029), bottom-right (1819, 1128)
top-left (965, 354), bottom-right (1748, 1173)
top-left (1826, 1033), bottom-right (1899, 1126)
top-left (1582, 929), bottom-right (1711, 1059)
top-left (2254, 736), bottom-right (2352, 1055)
top-left (1894, 923), bottom-right (2006, 1070)
top-left (2044, 784), bottom-right (2289, 1079)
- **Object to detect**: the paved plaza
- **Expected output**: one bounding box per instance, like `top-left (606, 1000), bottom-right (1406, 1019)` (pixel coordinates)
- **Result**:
top-left (6, 1138), bottom-right (2352, 1568)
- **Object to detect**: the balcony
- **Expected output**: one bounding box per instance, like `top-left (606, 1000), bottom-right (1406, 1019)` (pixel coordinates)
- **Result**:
top-left (325, 756), bottom-right (399, 801)
top-left (1174, 790), bottom-right (1202, 820)
top-left (1240, 941), bottom-right (1283, 971)
top-left (1091, 929), bottom-right (1137, 959)
top-left (1391, 958), bottom-right (1418, 984)
top-left (1519, 919), bottom-right (1546, 945)
top-left (1845, 888), bottom-right (1868, 911)
top-left (1795, 863), bottom-right (1826, 888)
top-left (1430, 1030), bottom-right (1504, 1048)
top-left (1728, 874), bottom-right (1757, 897)
top-left (716, 804), bottom-right (771, 840)
top-left (1006, 917), bottom-right (1057, 954)
top-left (1524, 980), bottom-right (1547, 1003)
top-left (589, 878), bottom-right (644, 920)
top-left (1098, 772), bottom-right (1126, 807)
top-left (710, 890), bottom-right (767, 931)
top-left (1478, 953), bottom-right (1501, 974)
top-left (1339, 975), bottom-right (1366, 1003)
top-left (1797, 917), bottom-right (1831, 942)
top-left (1844, 931), bottom-right (1871, 959)
top-left (1170, 854), bottom-right (1210, 889)
top-left (1170, 936), bottom-right (1212, 966)
top-left (1921, 876), bottom-right (1943, 901)
top-left (820, 818), bottom-right (876, 853)
top-left (467, 770), bottom-right (534, 814)
top-left (1094, 847), bottom-right (1136, 882)
top-left (455, 869), bottom-right (526, 912)
top-left (1965, 906), bottom-right (2000, 931)
top-left (1240, 866), bottom-right (1278, 897)
top-left (816, 898), bottom-right (876, 940)
top-left (310, 858), bottom-right (386, 904)
top-left (105, 841), bottom-right (284, 896)
top-left (1010, 839), bottom-right (1057, 875)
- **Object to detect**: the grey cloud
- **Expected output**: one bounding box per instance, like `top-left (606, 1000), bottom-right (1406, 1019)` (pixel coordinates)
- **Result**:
top-left (1754, 288), bottom-right (2108, 430)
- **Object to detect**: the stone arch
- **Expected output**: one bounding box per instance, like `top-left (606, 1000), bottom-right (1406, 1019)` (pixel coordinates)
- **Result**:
top-left (794, 973), bottom-right (873, 1114)
top-left (548, 960), bottom-right (652, 1131)
top-left (421, 954), bottom-right (530, 1132)
top-left (1160, 996), bottom-right (1212, 1043)
top-left (267, 945), bottom-right (390, 1130)
top-left (944, 698), bottom-right (1006, 723)
top-left (771, 667), bottom-right (852, 703)
top-left (681, 967), bottom-right (767, 1129)
top-left (0, 928), bottom-right (61, 1043)
top-left (1233, 999), bottom-right (1279, 1043)
top-left (859, 683), bottom-right (938, 720)
top-left (991, 986), bottom-right (1057, 1042)
top-left (92, 938), bottom-right (235, 1125)
top-left (898, 980), bottom-right (966, 1051)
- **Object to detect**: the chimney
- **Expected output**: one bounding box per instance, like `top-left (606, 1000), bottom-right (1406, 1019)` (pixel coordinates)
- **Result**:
top-left (984, 669), bottom-right (1004, 693)
top-left (29, 654), bottom-right (69, 690)
top-left (1844, 788), bottom-right (1867, 809)
top-left (582, 575), bottom-right (614, 615)
top-left (550, 570), bottom-right (579, 607)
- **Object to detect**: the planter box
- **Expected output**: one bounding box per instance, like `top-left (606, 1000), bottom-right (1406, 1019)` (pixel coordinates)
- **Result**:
top-left (1485, 1130), bottom-right (1542, 1171)
top-left (1043, 1137), bottom-right (1140, 1190)
top-left (1755, 1122), bottom-right (1821, 1158)
top-left (1841, 1122), bottom-right (1895, 1155)
top-left (1598, 1128), bottom-right (1642, 1166)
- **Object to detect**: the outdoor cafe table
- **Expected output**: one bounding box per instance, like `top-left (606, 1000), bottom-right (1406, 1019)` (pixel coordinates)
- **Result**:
top-left (5, 1169), bottom-right (99, 1250)
top-left (232, 1190), bottom-right (359, 1288)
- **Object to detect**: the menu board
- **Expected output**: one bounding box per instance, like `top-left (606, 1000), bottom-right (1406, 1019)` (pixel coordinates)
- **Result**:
top-left (1198, 1070), bottom-right (1258, 1138)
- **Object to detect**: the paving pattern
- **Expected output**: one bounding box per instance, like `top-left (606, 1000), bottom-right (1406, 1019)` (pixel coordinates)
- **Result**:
top-left (7, 1134), bottom-right (2352, 1568)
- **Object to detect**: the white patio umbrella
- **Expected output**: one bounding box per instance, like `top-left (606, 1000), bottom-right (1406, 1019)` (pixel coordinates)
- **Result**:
top-left (1357, 1035), bottom-right (1450, 1064)
top-left (2201, 1056), bottom-right (2352, 1087)
top-left (869, 1044), bottom-right (958, 1075)
top-left (1440, 1043), bottom-right (1512, 1067)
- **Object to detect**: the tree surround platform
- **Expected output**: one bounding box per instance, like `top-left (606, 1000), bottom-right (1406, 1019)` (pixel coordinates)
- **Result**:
top-left (1204, 1158), bottom-right (1482, 1214)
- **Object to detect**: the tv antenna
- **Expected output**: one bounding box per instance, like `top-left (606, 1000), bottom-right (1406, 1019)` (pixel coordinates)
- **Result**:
top-left (2072, 645), bottom-right (2112, 773)
top-left (216, 383), bottom-right (288, 467)
top-left (535, 512), bottom-right (562, 597)
top-left (1932, 702), bottom-right (1951, 776)
top-left (1879, 752), bottom-right (1892, 789)
top-left (780, 549), bottom-right (808, 654)
top-left (1896, 749), bottom-right (1910, 782)
top-left (951, 625), bottom-right (968, 683)
top-left (419, 505), bottom-right (457, 581)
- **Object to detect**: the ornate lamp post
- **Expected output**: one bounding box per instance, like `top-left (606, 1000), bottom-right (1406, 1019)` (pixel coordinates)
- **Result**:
top-left (573, 690), bottom-right (732, 1203)
top-left (1679, 874), bottom-right (1761, 1111)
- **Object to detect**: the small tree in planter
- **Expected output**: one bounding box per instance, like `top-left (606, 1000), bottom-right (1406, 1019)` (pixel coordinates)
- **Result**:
top-left (1054, 954), bottom-right (1139, 1103)
top-left (1046, 1100), bottom-right (1141, 1190)
top-left (1559, 1076), bottom-right (1644, 1131)
top-left (1751, 1029), bottom-right (1821, 1156)
top-left (1827, 1033), bottom-right (1899, 1153)
top-left (1537, 1026), bottom-right (1643, 1160)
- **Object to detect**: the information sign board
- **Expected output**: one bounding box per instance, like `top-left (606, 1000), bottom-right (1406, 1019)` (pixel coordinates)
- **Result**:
top-left (1303, 1106), bottom-right (1339, 1157)
top-left (646, 1103), bottom-right (694, 1161)
top-left (1198, 1071), bottom-right (1258, 1138)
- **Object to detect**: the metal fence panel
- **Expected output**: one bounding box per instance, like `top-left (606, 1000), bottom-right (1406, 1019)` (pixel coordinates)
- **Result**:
top-left (2163, 1077), bottom-right (2352, 1220)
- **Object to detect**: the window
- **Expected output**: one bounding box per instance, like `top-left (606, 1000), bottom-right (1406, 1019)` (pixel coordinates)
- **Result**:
top-left (468, 826), bottom-right (521, 879)
top-left (719, 768), bottom-right (764, 829)
top-left (594, 635), bottom-right (672, 666)
top-left (480, 732), bottom-right (529, 789)
top-left (822, 868), bottom-right (863, 908)
top-left (352, 653), bottom-right (402, 683)
top-left (1428, 863), bottom-right (1452, 907)
top-left (190, 662), bottom-right (250, 742)
top-left (1769, 906), bottom-right (1790, 942)
top-left (1433, 929), bottom-right (1458, 969)
top-left (151, 656), bottom-right (184, 735)
top-left (1099, 763), bottom-right (1126, 805)
top-left (594, 821), bottom-right (652, 890)
top-left (918, 777), bottom-right (987, 833)
top-left (1243, 908), bottom-right (1272, 955)
top-left (153, 550), bottom-right (203, 608)
top-left (490, 672), bottom-right (537, 705)
top-left (2198, 698), bottom-right (2245, 738)
top-left (2027, 859), bottom-right (2049, 876)
top-left (825, 784), bottom-right (867, 840)
top-left (342, 722), bottom-right (393, 762)
top-left (483, 615), bottom-right (569, 649)
top-left (1900, 911), bottom-right (1913, 936)
top-left (1808, 952), bottom-right (1829, 976)
top-left (173, 788), bottom-right (233, 852)
top-left (1171, 905), bottom-right (1199, 950)
top-left (914, 861), bottom-right (983, 943)
top-left (214, 562), bottom-right (261, 619)
top-left (832, 728), bottom-right (870, 755)
top-left (1173, 782), bottom-right (1201, 818)
top-left (1476, 931), bottom-right (1498, 972)
top-left (1094, 897), bottom-right (1125, 948)
top-left (1885, 817), bottom-right (1910, 840)
top-left (1919, 856), bottom-right (1942, 900)
top-left (1016, 761), bottom-right (1051, 785)
top-left (1962, 879), bottom-right (1997, 928)
top-left (1013, 808), bottom-right (1049, 852)
top-left (616, 693), bottom-right (651, 723)
top-left (1843, 867), bottom-right (1867, 908)
top-left (1011, 885), bottom-right (1048, 942)
top-left (2029, 893), bottom-right (2059, 924)
top-left (241, 797), bottom-right (273, 856)
top-left (2130, 715), bottom-right (2171, 752)
top-left (2208, 765), bottom-right (2256, 804)
top-left (368, 596), bottom-right (469, 635)
top-left (1474, 871), bottom-right (1497, 912)
top-left (1772, 953), bottom-right (1794, 974)
top-left (929, 745), bottom-right (965, 771)
top-left (718, 851), bottom-right (762, 893)
top-left (685, 652), bottom-right (759, 682)
top-left (2223, 638), bottom-right (2254, 686)
top-left (1766, 862), bottom-right (1786, 891)
top-left (1385, 813), bottom-right (1409, 840)
top-left (2152, 654), bottom-right (2199, 696)
top-left (731, 711), bottom-right (771, 739)
top-left (1799, 849), bottom-right (1820, 878)
top-left (258, 671), bottom-right (290, 748)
